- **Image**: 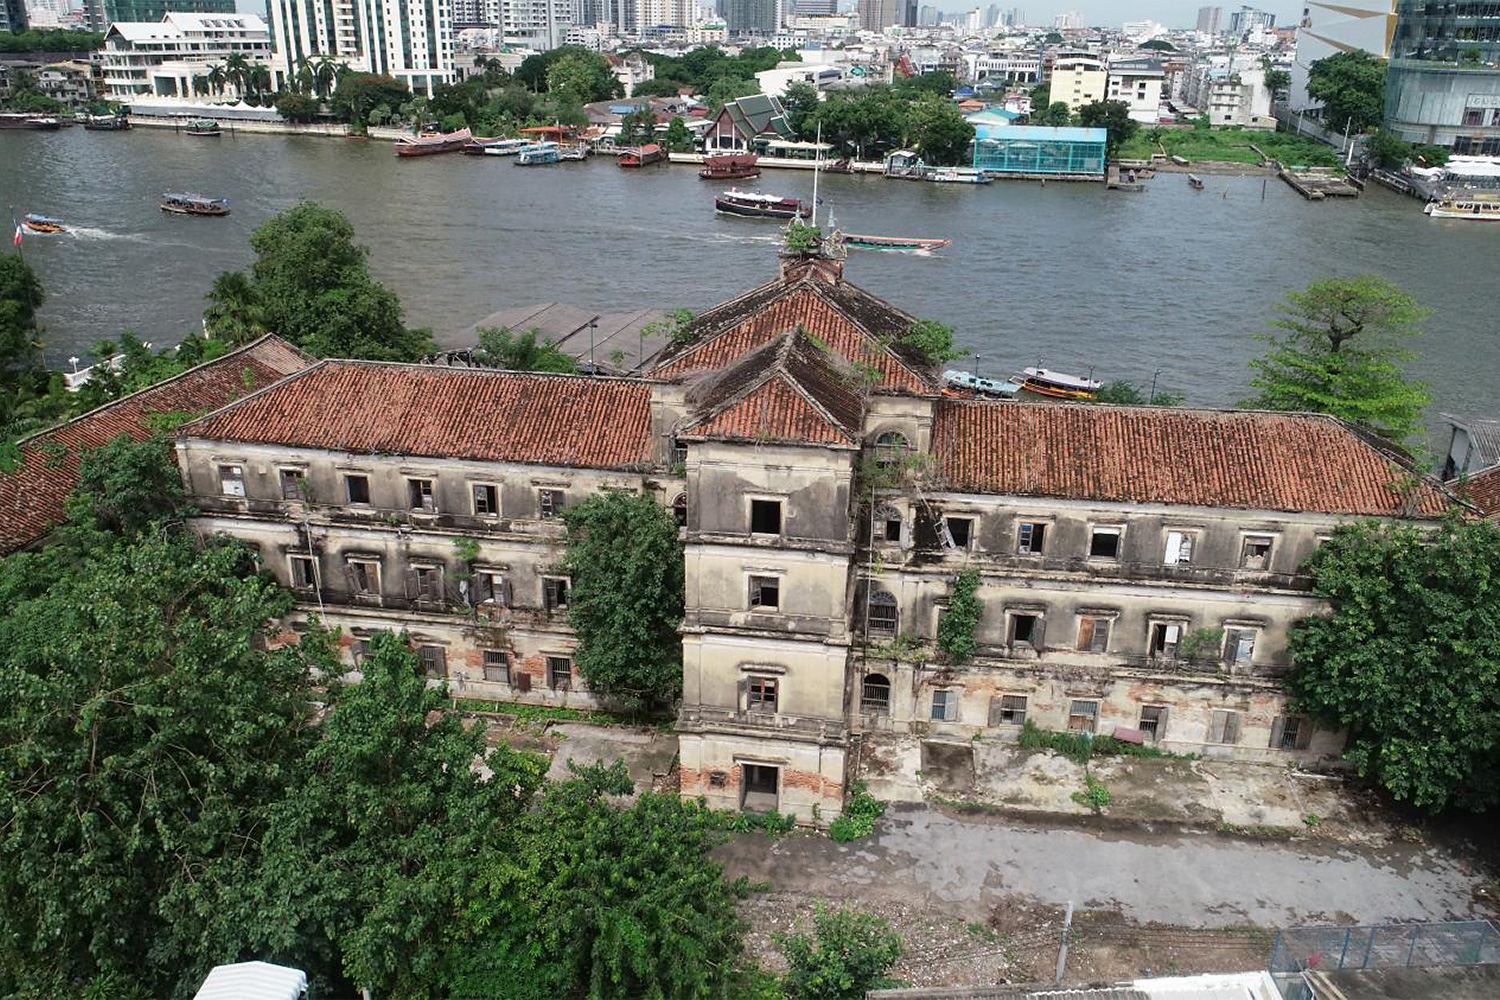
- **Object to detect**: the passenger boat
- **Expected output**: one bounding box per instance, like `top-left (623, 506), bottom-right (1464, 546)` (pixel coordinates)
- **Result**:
top-left (21, 214), bottom-right (67, 235)
top-left (714, 189), bottom-right (810, 220)
top-left (1424, 194), bottom-right (1500, 221)
top-left (394, 126), bottom-right (472, 157)
top-left (557, 143), bottom-right (590, 161)
top-left (160, 192), bottom-right (230, 216)
top-left (462, 136), bottom-right (504, 154)
top-left (928, 167), bottom-right (991, 184)
top-left (0, 113), bottom-right (61, 129)
top-left (480, 138), bottom-right (529, 157)
top-left (618, 143), bottom-right (665, 167)
top-left (1008, 366), bottom-right (1103, 400)
top-left (83, 114), bottom-right (131, 131)
top-left (185, 118), bottom-right (222, 136)
top-left (515, 141), bottom-right (560, 165)
top-left (942, 369), bottom-right (1019, 398)
top-left (699, 153), bottom-right (761, 180)
top-left (1188, 174), bottom-right (1205, 190)
top-left (843, 233), bottom-right (951, 252)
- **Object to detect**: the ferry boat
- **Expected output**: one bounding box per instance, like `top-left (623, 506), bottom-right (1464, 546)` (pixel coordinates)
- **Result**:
top-left (160, 192), bottom-right (230, 216)
top-left (185, 118), bottom-right (222, 136)
top-left (942, 369), bottom-right (1019, 398)
top-left (699, 153), bottom-right (761, 180)
top-left (714, 189), bottom-right (810, 220)
top-left (928, 167), bottom-right (991, 185)
top-left (21, 214), bottom-right (67, 235)
top-left (1008, 366), bottom-right (1103, 400)
top-left (480, 138), bottom-right (529, 157)
top-left (0, 113), bottom-right (61, 129)
top-left (1424, 194), bottom-right (1500, 221)
top-left (843, 233), bottom-right (951, 252)
top-left (618, 143), bottom-right (665, 167)
top-left (515, 141), bottom-right (560, 165)
top-left (394, 126), bottom-right (472, 157)
top-left (83, 114), bottom-right (131, 131)
top-left (462, 136), bottom-right (505, 154)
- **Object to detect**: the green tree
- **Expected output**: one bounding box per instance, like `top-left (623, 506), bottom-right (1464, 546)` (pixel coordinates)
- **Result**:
top-left (274, 90), bottom-right (320, 123)
top-left (904, 95), bottom-right (974, 165)
top-left (203, 269), bottom-right (269, 345)
top-left (1264, 68), bottom-right (1291, 96)
top-left (1243, 275), bottom-right (1431, 447)
top-left (1076, 99), bottom-right (1140, 158)
top-left (901, 318), bottom-right (963, 365)
top-left (781, 79), bottom-right (820, 137)
top-left (1288, 517), bottom-right (1500, 812)
top-left (1141, 38), bottom-right (1176, 52)
top-left (331, 72), bottom-right (411, 125)
top-left (936, 568), bottom-right (982, 664)
top-left (631, 77), bottom-right (687, 98)
top-left (452, 760), bottom-right (749, 999)
top-left (1307, 50), bottom-right (1386, 134)
top-left (561, 490), bottom-right (685, 712)
top-left (1032, 100), bottom-right (1075, 126)
top-left (0, 493), bottom-right (332, 996)
top-left (541, 48), bottom-right (621, 103)
top-left (664, 115), bottom-right (694, 152)
top-left (240, 633), bottom-right (548, 997)
top-left (777, 906), bottom-right (904, 1000)
top-left (1092, 380), bottom-right (1185, 406)
top-left (472, 326), bottom-right (577, 373)
top-left (239, 202), bottom-right (433, 360)
top-left (0, 253), bottom-right (43, 375)
top-left (1364, 128), bottom-right (1412, 169)
top-left (67, 433), bottom-right (186, 536)
top-left (0, 29), bottom-right (106, 53)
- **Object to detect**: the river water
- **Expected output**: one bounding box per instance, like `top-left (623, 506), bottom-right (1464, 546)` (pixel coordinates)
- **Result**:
top-left (3, 126), bottom-right (1497, 439)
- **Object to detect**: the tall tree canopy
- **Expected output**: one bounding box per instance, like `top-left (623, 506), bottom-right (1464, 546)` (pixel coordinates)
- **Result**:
top-left (1307, 51), bottom-right (1386, 134)
top-left (1243, 275), bottom-right (1430, 447)
top-left (0, 253), bottom-right (43, 375)
top-left (1288, 517), bottom-right (1500, 813)
top-left (1077, 99), bottom-right (1140, 158)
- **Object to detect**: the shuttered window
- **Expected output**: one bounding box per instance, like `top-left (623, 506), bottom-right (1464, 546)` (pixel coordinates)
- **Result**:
top-left (1077, 617), bottom-right (1111, 652)
top-left (1209, 709), bottom-right (1242, 744)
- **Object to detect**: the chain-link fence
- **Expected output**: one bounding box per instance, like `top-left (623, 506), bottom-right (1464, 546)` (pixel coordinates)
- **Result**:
top-left (1269, 920), bottom-right (1500, 1000)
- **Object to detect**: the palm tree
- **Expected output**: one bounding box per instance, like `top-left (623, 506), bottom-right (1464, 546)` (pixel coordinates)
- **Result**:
top-left (203, 271), bottom-right (267, 346)
top-left (206, 63), bottom-right (226, 96)
top-left (294, 55), bottom-right (315, 95)
top-left (252, 64), bottom-right (273, 104)
top-left (313, 57), bottom-right (340, 101)
top-left (191, 74), bottom-right (210, 97)
top-left (224, 52), bottom-right (251, 99)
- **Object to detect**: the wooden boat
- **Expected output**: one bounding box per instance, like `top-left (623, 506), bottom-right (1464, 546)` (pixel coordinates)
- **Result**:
top-left (1188, 174), bottom-right (1205, 190)
top-left (0, 113), bottom-right (61, 130)
top-left (557, 143), bottom-right (590, 161)
top-left (185, 118), bottom-right (222, 136)
top-left (843, 233), bottom-right (951, 252)
top-left (1424, 194), bottom-right (1500, 221)
top-left (942, 369), bottom-right (1019, 398)
top-left (700, 153), bottom-right (761, 180)
top-left (83, 114), bottom-right (131, 131)
top-left (618, 143), bottom-right (665, 167)
top-left (394, 127), bottom-right (472, 157)
top-left (160, 192), bottom-right (230, 216)
top-left (714, 189), bottom-right (809, 220)
top-left (480, 138), bottom-right (529, 157)
top-left (928, 167), bottom-right (991, 185)
top-left (21, 214), bottom-right (67, 235)
top-left (462, 136), bottom-right (505, 154)
top-left (515, 141), bottom-right (560, 166)
top-left (1008, 366), bottom-right (1103, 400)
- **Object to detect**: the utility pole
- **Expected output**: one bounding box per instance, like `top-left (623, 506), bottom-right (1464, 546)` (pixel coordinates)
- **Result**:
top-left (1149, 367), bottom-right (1162, 404)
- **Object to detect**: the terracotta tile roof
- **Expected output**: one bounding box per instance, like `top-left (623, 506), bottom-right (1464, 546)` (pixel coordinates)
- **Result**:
top-left (177, 362), bottom-right (657, 471)
top-left (0, 336), bottom-right (316, 554)
top-left (1460, 464), bottom-right (1500, 520)
top-left (931, 401), bottom-right (1456, 517)
top-left (652, 267), bottom-right (936, 394)
top-left (682, 330), bottom-right (866, 447)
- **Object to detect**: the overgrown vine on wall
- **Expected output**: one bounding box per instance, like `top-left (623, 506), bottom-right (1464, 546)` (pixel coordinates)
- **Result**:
top-left (936, 568), bottom-right (982, 665)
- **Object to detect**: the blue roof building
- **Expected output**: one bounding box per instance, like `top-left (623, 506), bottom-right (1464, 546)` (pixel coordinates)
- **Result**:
top-left (971, 123), bottom-right (1108, 179)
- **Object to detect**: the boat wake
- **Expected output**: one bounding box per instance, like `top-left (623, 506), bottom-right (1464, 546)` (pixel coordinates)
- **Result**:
top-left (66, 226), bottom-right (134, 241)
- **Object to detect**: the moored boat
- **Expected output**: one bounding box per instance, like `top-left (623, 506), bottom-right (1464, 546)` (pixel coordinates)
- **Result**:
top-left (480, 138), bottom-right (529, 157)
top-left (699, 153), bottom-right (761, 180)
top-left (0, 113), bottom-right (61, 130)
top-left (160, 192), bottom-right (230, 216)
top-left (185, 118), bottom-right (222, 136)
top-left (942, 369), bottom-right (1019, 398)
top-left (462, 136), bottom-right (504, 154)
top-left (1424, 193), bottom-right (1500, 221)
top-left (557, 143), bottom-right (590, 161)
top-left (714, 189), bottom-right (809, 220)
top-left (21, 214), bottom-right (68, 235)
top-left (1188, 174), bottom-right (1205, 190)
top-left (618, 143), bottom-right (665, 167)
top-left (928, 167), bottom-right (991, 184)
top-left (394, 127), bottom-right (472, 157)
top-left (83, 114), bottom-right (131, 131)
top-left (515, 141), bottom-right (560, 165)
top-left (1008, 366), bottom-right (1103, 400)
top-left (843, 233), bottom-right (952, 252)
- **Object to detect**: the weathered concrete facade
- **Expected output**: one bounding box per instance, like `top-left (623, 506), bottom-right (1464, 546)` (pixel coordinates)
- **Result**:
top-left (170, 246), bottom-right (1458, 825)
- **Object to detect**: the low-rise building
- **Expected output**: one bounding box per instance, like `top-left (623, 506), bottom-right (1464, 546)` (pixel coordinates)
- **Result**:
top-left (101, 12), bottom-right (273, 102)
top-left (36, 60), bottom-right (101, 109)
top-left (972, 122), bottom-right (1107, 178)
top-left (1107, 56), bottom-right (1164, 123)
top-left (1048, 51), bottom-right (1106, 111)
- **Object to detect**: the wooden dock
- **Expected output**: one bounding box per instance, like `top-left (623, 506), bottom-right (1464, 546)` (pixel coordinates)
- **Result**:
top-left (1276, 164), bottom-right (1360, 200)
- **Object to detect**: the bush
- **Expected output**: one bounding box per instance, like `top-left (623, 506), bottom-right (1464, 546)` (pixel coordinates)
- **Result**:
top-left (1071, 772), bottom-right (1111, 814)
top-left (829, 781), bottom-right (885, 842)
top-left (777, 906), bottom-right (903, 1000)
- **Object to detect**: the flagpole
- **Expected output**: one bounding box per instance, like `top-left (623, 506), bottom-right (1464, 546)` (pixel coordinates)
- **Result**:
top-left (811, 121), bottom-right (821, 228)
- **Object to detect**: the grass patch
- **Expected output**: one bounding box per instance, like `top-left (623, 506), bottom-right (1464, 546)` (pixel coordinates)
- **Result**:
top-left (1118, 125), bottom-right (1342, 169)
top-left (728, 809), bottom-right (799, 837)
top-left (1018, 721), bottom-right (1198, 762)
top-left (829, 781), bottom-right (886, 842)
top-left (1218, 821), bottom-right (1299, 840)
top-left (929, 794), bottom-right (1005, 815)
top-left (452, 698), bottom-right (627, 728)
top-left (1071, 772), bottom-right (1112, 815)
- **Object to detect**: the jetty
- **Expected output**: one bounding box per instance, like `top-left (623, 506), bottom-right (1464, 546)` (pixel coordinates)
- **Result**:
top-left (1277, 164), bottom-right (1361, 201)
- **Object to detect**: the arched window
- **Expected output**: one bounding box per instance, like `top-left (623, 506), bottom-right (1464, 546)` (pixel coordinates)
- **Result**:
top-left (672, 492), bottom-right (688, 528)
top-left (874, 430), bottom-right (908, 469)
top-left (862, 673), bottom-right (891, 714)
top-left (874, 504), bottom-right (902, 544)
top-left (868, 590), bottom-right (898, 637)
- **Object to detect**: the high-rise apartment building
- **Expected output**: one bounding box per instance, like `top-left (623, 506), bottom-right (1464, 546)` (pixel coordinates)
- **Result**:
top-left (83, 0), bottom-right (231, 33)
top-left (858, 0), bottom-right (895, 31)
top-left (452, 0), bottom-right (501, 28)
top-left (1053, 11), bottom-right (1082, 30)
top-left (1195, 5), bottom-right (1221, 35)
top-left (2, 0), bottom-right (28, 32)
top-left (1227, 5), bottom-right (1274, 36)
top-left (505, 0), bottom-right (573, 49)
top-left (268, 0), bottom-right (454, 96)
top-left (1386, 0), bottom-right (1500, 152)
top-left (724, 0), bottom-right (774, 33)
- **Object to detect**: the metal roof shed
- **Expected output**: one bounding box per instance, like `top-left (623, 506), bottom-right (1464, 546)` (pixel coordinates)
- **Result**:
top-left (194, 961), bottom-right (308, 1000)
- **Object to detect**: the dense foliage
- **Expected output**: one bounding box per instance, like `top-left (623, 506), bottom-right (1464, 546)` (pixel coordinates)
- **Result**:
top-left (0, 29), bottom-right (104, 53)
top-left (807, 86), bottom-right (974, 165)
top-left (0, 253), bottom-right (43, 374)
top-left (208, 202), bottom-right (433, 360)
top-left (901, 318), bottom-right (962, 366)
top-left (1307, 51), bottom-right (1386, 134)
top-left (776, 906), bottom-right (904, 999)
top-left (331, 72), bottom-right (412, 126)
top-left (643, 45), bottom-right (790, 98)
top-left (936, 568), bottom-right (983, 664)
top-left (1243, 275), bottom-right (1431, 447)
top-left (1288, 518), bottom-right (1500, 813)
top-left (1365, 128), bottom-right (1450, 170)
top-left (1077, 99), bottom-right (1140, 158)
top-left (561, 490), bottom-right (685, 712)
top-left (1092, 380), bottom-right (1185, 406)
top-left (472, 325), bottom-right (578, 373)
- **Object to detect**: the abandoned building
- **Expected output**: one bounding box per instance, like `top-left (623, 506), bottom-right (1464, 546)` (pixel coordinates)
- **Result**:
top-left (165, 238), bottom-right (1460, 823)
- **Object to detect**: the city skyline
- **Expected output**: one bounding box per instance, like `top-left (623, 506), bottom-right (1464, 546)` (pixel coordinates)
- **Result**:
top-left (924, 2), bottom-right (1299, 27)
